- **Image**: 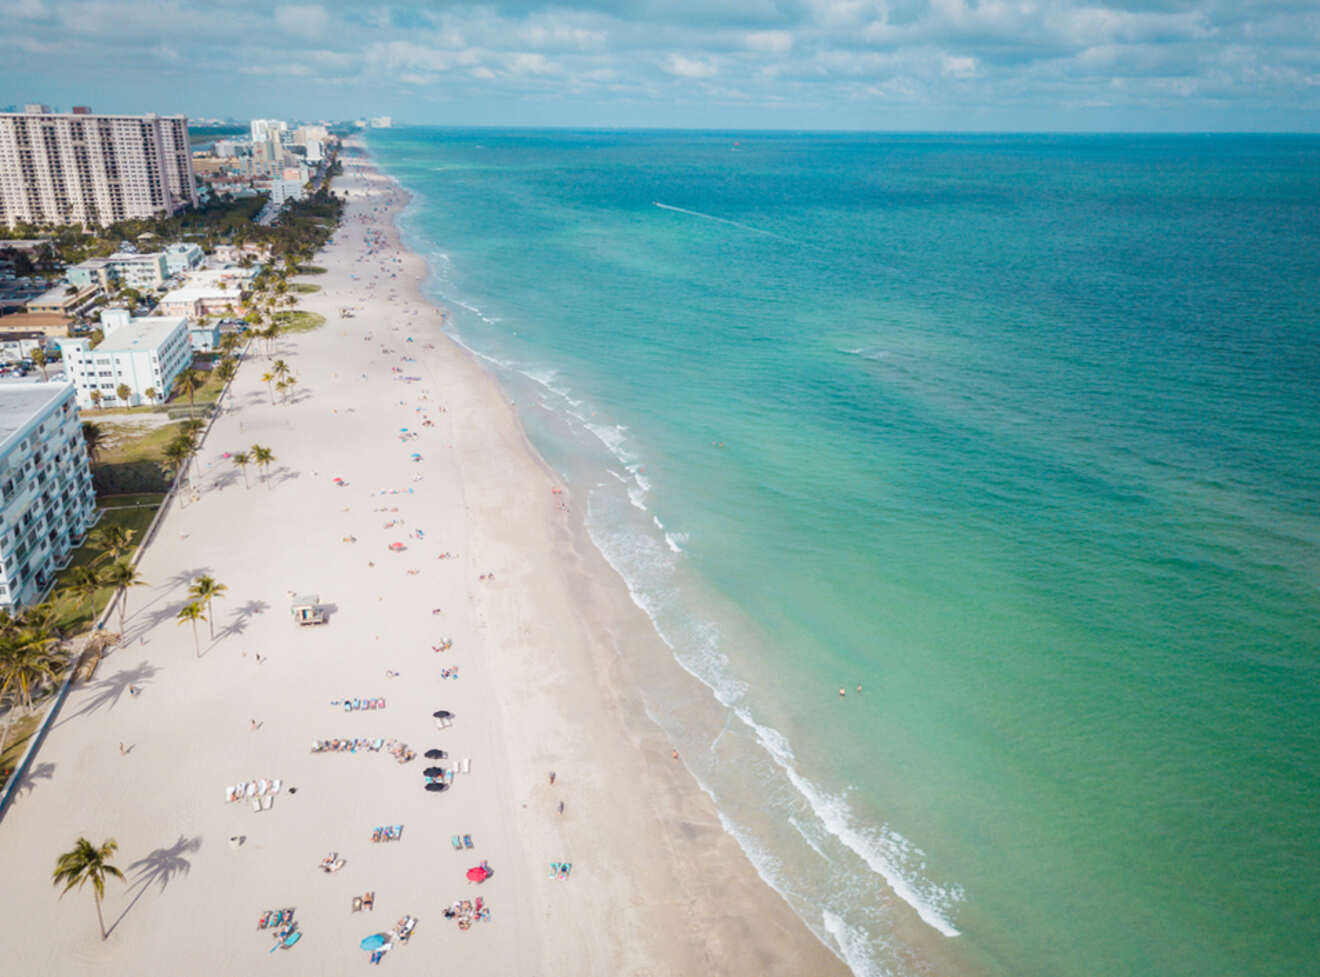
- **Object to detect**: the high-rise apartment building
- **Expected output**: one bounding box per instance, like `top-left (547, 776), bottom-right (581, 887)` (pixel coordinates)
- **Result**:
top-left (0, 106), bottom-right (199, 228)
top-left (0, 382), bottom-right (98, 610)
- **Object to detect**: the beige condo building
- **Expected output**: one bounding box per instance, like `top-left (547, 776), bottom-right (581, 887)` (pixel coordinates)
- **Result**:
top-left (0, 105), bottom-right (199, 228)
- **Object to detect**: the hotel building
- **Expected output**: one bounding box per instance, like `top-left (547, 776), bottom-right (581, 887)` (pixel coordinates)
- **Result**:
top-left (62, 308), bottom-right (191, 408)
top-left (0, 106), bottom-right (199, 228)
top-left (0, 382), bottom-right (98, 610)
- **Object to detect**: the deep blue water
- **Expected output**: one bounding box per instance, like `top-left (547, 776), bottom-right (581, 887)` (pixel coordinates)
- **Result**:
top-left (369, 129), bottom-right (1320, 977)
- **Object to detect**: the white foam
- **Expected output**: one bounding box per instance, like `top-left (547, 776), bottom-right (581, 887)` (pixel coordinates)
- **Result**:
top-left (823, 909), bottom-right (892, 977)
top-left (627, 484), bottom-right (649, 512)
top-left (664, 532), bottom-right (683, 553)
top-left (584, 422), bottom-right (637, 464)
top-left (734, 710), bottom-right (964, 938)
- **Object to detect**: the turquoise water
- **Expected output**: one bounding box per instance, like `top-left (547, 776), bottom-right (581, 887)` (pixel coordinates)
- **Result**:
top-left (369, 130), bottom-right (1320, 977)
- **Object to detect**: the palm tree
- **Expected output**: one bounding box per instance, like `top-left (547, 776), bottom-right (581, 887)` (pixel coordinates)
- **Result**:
top-left (250, 444), bottom-right (274, 488)
top-left (275, 378), bottom-right (289, 403)
top-left (271, 359), bottom-right (291, 381)
top-left (89, 524), bottom-right (136, 565)
top-left (176, 601), bottom-right (206, 657)
top-left (115, 383), bottom-right (131, 405)
top-left (162, 437), bottom-right (191, 487)
top-left (282, 375), bottom-right (297, 404)
top-left (219, 332), bottom-right (240, 357)
top-left (101, 560), bottom-right (147, 634)
top-left (89, 389), bottom-right (102, 410)
top-left (143, 387), bottom-right (157, 406)
top-left (188, 575), bottom-right (227, 640)
top-left (67, 565), bottom-right (102, 622)
top-left (231, 450), bottom-right (250, 489)
top-left (0, 631), bottom-right (63, 760)
top-left (172, 368), bottom-right (205, 418)
top-left (52, 837), bottom-right (125, 941)
top-left (31, 347), bottom-right (48, 381)
top-left (214, 358), bottom-right (237, 384)
top-left (81, 421), bottom-right (106, 463)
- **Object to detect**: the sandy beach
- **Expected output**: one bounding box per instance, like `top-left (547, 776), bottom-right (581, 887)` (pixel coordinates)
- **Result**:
top-left (0, 144), bottom-right (848, 976)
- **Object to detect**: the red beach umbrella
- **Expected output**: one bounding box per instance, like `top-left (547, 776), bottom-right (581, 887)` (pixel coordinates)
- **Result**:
top-left (466, 865), bottom-right (489, 883)
top-left (389, 542), bottom-right (406, 552)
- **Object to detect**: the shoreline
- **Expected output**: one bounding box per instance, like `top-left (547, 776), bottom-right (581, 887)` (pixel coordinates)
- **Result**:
top-left (0, 140), bottom-right (850, 976)
top-left (357, 139), bottom-right (855, 975)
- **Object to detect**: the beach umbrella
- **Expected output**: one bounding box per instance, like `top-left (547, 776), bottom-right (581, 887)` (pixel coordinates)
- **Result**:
top-left (360, 933), bottom-right (388, 951)
top-left (423, 766), bottom-right (444, 777)
top-left (426, 782), bottom-right (448, 792)
top-left (432, 710), bottom-right (452, 719)
top-left (466, 865), bottom-right (489, 883)
top-left (389, 542), bottom-right (405, 551)
top-left (423, 749), bottom-right (445, 759)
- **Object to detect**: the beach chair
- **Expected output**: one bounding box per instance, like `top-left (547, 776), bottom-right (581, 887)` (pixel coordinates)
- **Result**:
top-left (251, 797), bottom-right (262, 813)
top-left (451, 836), bottom-right (463, 850)
top-left (371, 828), bottom-right (382, 842)
top-left (257, 779), bottom-right (268, 796)
top-left (560, 863), bottom-right (572, 880)
top-left (463, 834), bottom-right (473, 849)
top-left (262, 794), bottom-right (274, 811)
top-left (549, 862), bottom-right (559, 879)
top-left (353, 896), bottom-right (363, 913)
top-left (271, 778), bottom-right (282, 794)
top-left (245, 781), bottom-right (257, 797)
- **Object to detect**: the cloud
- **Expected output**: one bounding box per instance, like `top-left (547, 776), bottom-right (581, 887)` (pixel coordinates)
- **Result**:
top-left (1, 1), bottom-right (1317, 128)
top-left (664, 53), bottom-right (718, 78)
top-left (746, 30), bottom-right (793, 53)
top-left (275, 4), bottom-right (330, 40)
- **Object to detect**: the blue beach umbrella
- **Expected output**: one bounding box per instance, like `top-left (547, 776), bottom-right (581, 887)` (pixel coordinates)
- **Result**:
top-left (360, 933), bottom-right (388, 951)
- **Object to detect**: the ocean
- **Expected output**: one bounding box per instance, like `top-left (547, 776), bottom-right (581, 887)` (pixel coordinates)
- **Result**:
top-left (367, 129), bottom-right (1320, 977)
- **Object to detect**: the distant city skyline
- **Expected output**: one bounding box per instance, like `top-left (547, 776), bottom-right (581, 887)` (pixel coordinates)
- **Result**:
top-left (3, 0), bottom-right (1318, 132)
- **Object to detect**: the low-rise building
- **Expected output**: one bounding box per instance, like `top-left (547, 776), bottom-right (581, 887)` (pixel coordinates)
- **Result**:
top-left (0, 331), bottom-right (49, 361)
top-left (26, 283), bottom-right (99, 317)
top-left (67, 252), bottom-right (169, 291)
top-left (164, 243), bottom-right (204, 276)
top-left (188, 321), bottom-right (221, 353)
top-left (62, 308), bottom-right (191, 408)
top-left (0, 382), bottom-right (99, 609)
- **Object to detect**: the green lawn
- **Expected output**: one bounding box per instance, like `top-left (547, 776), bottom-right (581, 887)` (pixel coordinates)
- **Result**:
top-left (1, 711), bottom-right (41, 783)
top-left (298, 265), bottom-right (327, 275)
top-left (293, 283), bottom-right (321, 294)
top-left (275, 310), bottom-right (326, 334)
top-left (51, 500), bottom-right (161, 634)
top-left (92, 420), bottom-right (186, 495)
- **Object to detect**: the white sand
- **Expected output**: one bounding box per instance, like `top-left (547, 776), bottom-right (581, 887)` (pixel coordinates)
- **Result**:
top-left (0, 149), bottom-right (848, 977)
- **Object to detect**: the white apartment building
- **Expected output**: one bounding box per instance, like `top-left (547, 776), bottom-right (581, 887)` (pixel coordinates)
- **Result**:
top-left (0, 382), bottom-right (98, 610)
top-left (62, 308), bottom-right (191, 408)
top-left (163, 242), bottom-right (204, 276)
top-left (68, 251), bottom-right (169, 290)
top-left (0, 107), bottom-right (198, 228)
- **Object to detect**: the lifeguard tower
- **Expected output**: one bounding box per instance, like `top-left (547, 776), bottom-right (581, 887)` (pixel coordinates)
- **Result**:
top-left (291, 594), bottom-right (326, 627)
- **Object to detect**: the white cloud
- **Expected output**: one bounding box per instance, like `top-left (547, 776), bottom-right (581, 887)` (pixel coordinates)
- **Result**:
top-left (275, 4), bottom-right (330, 41)
top-left (940, 53), bottom-right (977, 78)
top-left (746, 30), bottom-right (793, 53)
top-left (506, 52), bottom-right (558, 75)
top-left (664, 53), bottom-right (718, 78)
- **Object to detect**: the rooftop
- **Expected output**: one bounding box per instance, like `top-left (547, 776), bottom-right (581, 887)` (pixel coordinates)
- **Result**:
top-left (86, 316), bottom-right (188, 353)
top-left (28, 284), bottom-right (92, 307)
top-left (0, 382), bottom-right (72, 452)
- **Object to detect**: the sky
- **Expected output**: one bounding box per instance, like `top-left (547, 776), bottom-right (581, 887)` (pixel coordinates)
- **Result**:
top-left (2, 0), bottom-right (1318, 130)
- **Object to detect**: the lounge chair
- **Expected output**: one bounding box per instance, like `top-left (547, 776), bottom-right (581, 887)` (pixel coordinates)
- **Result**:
top-left (463, 834), bottom-right (473, 849)
top-left (451, 836), bottom-right (463, 850)
top-left (251, 797), bottom-right (262, 813)
top-left (353, 896), bottom-right (363, 912)
top-left (261, 794), bottom-right (274, 811)
top-left (364, 891), bottom-right (375, 910)
top-left (461, 757), bottom-right (471, 774)
top-left (271, 778), bottom-right (282, 794)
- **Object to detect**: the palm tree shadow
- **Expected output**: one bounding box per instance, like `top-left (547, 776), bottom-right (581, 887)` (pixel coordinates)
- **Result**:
top-left (126, 567), bottom-right (215, 630)
top-left (10, 760), bottom-right (55, 799)
top-left (217, 598), bottom-right (269, 641)
top-left (105, 834), bottom-right (202, 937)
top-left (56, 661), bottom-right (158, 726)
